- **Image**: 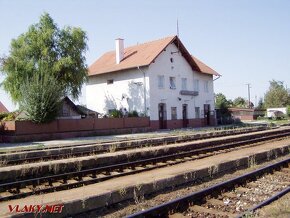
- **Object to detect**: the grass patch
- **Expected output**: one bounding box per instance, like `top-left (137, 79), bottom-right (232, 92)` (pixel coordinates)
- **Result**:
top-left (255, 193), bottom-right (290, 218)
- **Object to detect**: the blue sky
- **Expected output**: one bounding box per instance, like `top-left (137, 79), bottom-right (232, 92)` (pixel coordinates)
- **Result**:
top-left (1, 0), bottom-right (290, 111)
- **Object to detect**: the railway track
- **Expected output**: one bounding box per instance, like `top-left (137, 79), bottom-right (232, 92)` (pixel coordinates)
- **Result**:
top-left (0, 127), bottom-right (286, 166)
top-left (1, 126), bottom-right (267, 154)
top-left (127, 157), bottom-right (290, 218)
top-left (0, 130), bottom-right (289, 202)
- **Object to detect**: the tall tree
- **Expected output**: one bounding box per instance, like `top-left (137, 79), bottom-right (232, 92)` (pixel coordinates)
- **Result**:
top-left (255, 97), bottom-right (265, 110)
top-left (233, 97), bottom-right (247, 108)
top-left (215, 93), bottom-right (231, 109)
top-left (264, 80), bottom-right (290, 108)
top-left (0, 13), bottom-right (88, 102)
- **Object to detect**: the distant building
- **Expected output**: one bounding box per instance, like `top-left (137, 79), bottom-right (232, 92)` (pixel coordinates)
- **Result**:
top-left (75, 105), bottom-right (100, 118)
top-left (57, 97), bottom-right (86, 119)
top-left (253, 109), bottom-right (266, 119)
top-left (267, 107), bottom-right (287, 119)
top-left (0, 101), bottom-right (9, 113)
top-left (16, 97), bottom-right (98, 120)
top-left (229, 108), bottom-right (254, 121)
top-left (58, 97), bottom-right (99, 119)
top-left (87, 36), bottom-right (220, 129)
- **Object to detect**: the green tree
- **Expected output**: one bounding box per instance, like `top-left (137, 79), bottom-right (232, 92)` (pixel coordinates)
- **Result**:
top-left (215, 93), bottom-right (231, 109)
top-left (19, 69), bottom-right (64, 123)
top-left (287, 106), bottom-right (290, 117)
top-left (0, 13), bottom-right (88, 102)
top-left (264, 80), bottom-right (290, 108)
top-left (233, 97), bottom-right (247, 108)
top-left (215, 93), bottom-right (232, 124)
top-left (255, 97), bottom-right (265, 110)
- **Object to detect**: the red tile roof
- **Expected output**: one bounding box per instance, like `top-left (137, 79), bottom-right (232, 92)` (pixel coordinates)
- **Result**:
top-left (88, 36), bottom-right (220, 77)
top-left (0, 101), bottom-right (9, 113)
top-left (192, 56), bottom-right (219, 76)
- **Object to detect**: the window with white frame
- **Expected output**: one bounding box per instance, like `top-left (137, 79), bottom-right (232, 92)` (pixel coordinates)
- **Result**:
top-left (171, 107), bottom-right (177, 120)
top-left (195, 107), bottom-right (200, 118)
top-left (194, 79), bottom-right (199, 91)
top-left (169, 77), bottom-right (176, 89)
top-left (181, 78), bottom-right (187, 90)
top-left (158, 75), bottom-right (165, 89)
top-left (204, 81), bottom-right (209, 93)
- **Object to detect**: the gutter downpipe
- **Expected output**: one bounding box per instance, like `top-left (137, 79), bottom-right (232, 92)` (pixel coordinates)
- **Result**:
top-left (213, 75), bottom-right (221, 125)
top-left (137, 66), bottom-right (147, 116)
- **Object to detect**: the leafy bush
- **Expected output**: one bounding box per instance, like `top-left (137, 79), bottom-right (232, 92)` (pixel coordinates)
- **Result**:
top-left (0, 112), bottom-right (16, 121)
top-left (19, 71), bottom-right (64, 123)
top-left (109, 109), bottom-right (122, 118)
top-left (128, 110), bottom-right (139, 117)
top-left (268, 122), bottom-right (276, 127)
top-left (2, 113), bottom-right (16, 121)
top-left (257, 116), bottom-right (266, 120)
top-left (287, 105), bottom-right (290, 117)
top-left (0, 112), bottom-right (9, 121)
top-left (281, 114), bottom-right (287, 120)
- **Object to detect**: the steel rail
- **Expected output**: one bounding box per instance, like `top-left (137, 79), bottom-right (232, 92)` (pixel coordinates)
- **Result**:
top-left (126, 158), bottom-right (290, 218)
top-left (0, 127), bottom-right (286, 166)
top-left (0, 126), bottom-right (269, 156)
top-left (0, 132), bottom-right (289, 201)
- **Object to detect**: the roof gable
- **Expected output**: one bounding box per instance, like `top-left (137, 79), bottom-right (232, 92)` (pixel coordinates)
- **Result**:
top-left (0, 101), bottom-right (9, 113)
top-left (88, 36), bottom-right (220, 76)
top-left (192, 56), bottom-right (219, 76)
top-left (61, 97), bottom-right (85, 116)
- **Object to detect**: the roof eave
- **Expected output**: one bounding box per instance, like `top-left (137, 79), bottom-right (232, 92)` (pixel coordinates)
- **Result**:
top-left (88, 64), bottom-right (149, 77)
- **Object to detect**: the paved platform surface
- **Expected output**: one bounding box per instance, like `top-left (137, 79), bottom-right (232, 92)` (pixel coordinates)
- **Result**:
top-left (0, 126), bottom-right (233, 150)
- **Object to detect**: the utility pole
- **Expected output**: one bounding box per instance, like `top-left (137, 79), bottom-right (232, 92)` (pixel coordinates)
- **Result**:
top-left (246, 83), bottom-right (251, 108)
top-left (255, 95), bottom-right (257, 107)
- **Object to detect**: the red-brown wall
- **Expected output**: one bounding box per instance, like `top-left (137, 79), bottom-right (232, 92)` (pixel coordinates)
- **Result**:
top-left (2, 117), bottom-right (150, 136)
top-left (0, 116), bottom-right (216, 143)
top-left (0, 117), bottom-right (151, 143)
top-left (150, 117), bottom-right (216, 130)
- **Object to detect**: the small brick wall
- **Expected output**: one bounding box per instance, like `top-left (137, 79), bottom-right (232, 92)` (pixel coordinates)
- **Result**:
top-left (150, 117), bottom-right (216, 130)
top-left (0, 116), bottom-right (216, 143)
top-left (1, 117), bottom-right (150, 136)
top-left (0, 117), bottom-right (150, 142)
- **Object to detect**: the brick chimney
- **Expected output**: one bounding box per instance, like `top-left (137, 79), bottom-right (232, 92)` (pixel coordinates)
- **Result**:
top-left (115, 38), bottom-right (124, 64)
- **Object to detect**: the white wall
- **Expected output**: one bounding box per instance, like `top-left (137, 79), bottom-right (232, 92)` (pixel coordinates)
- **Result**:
top-left (147, 43), bottom-right (214, 120)
top-left (86, 42), bottom-right (215, 120)
top-left (266, 107), bottom-right (287, 118)
top-left (86, 68), bottom-right (150, 116)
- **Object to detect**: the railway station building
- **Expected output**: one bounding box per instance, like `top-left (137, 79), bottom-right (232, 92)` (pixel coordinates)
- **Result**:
top-left (86, 36), bottom-right (220, 129)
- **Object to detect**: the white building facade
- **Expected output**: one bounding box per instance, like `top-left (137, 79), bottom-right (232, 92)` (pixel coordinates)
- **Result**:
top-left (86, 36), bottom-right (220, 129)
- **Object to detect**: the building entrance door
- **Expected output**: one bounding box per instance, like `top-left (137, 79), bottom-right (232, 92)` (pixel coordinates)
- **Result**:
top-left (158, 103), bottom-right (167, 129)
top-left (182, 104), bottom-right (188, 128)
top-left (204, 104), bottom-right (210, 126)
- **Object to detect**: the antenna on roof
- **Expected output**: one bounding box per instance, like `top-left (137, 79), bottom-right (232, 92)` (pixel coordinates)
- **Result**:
top-left (171, 18), bottom-right (180, 55)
